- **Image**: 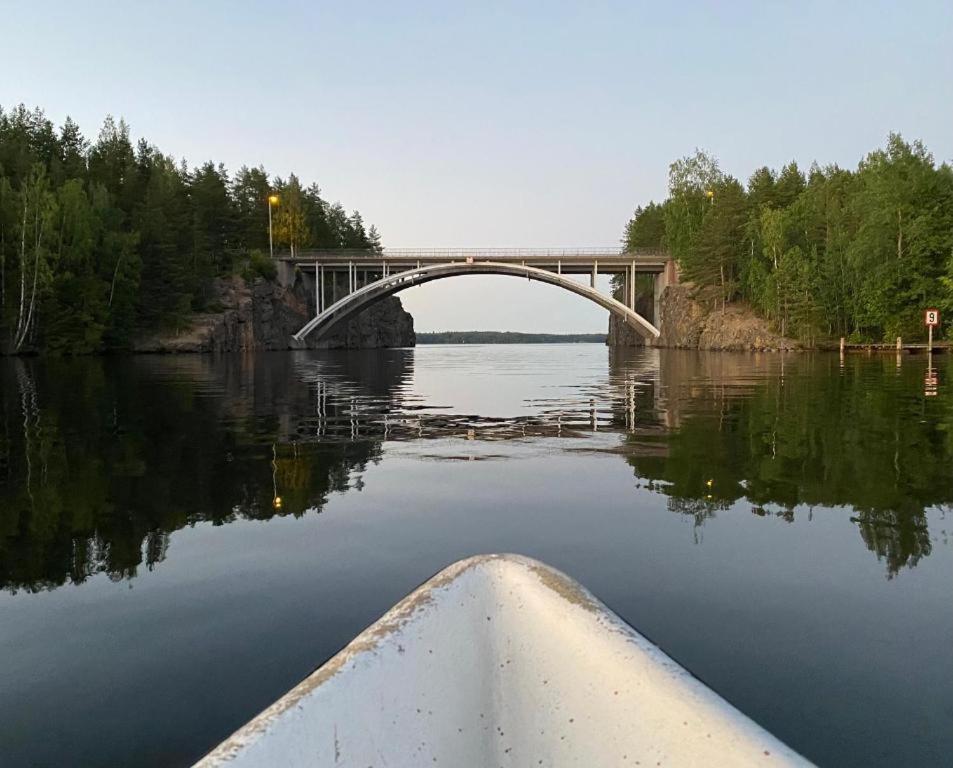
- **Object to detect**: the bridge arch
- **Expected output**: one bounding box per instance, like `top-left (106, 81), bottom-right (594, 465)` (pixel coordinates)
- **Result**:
top-left (292, 261), bottom-right (660, 343)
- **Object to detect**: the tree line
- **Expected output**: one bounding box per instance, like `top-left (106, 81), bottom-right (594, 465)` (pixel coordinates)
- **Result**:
top-left (623, 135), bottom-right (953, 342)
top-left (0, 104), bottom-right (381, 353)
top-left (416, 331), bottom-right (607, 344)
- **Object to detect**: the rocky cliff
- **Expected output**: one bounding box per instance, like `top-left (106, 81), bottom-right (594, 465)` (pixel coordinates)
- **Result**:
top-left (608, 284), bottom-right (797, 351)
top-left (134, 275), bottom-right (414, 353)
top-left (606, 293), bottom-right (654, 347)
top-left (657, 285), bottom-right (797, 351)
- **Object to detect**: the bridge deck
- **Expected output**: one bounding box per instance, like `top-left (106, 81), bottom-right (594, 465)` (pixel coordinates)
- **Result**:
top-left (279, 248), bottom-right (669, 274)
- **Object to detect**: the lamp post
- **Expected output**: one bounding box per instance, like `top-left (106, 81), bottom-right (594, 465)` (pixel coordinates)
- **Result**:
top-left (268, 194), bottom-right (279, 258)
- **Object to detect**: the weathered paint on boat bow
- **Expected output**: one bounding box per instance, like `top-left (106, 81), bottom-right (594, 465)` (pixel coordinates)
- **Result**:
top-left (194, 554), bottom-right (812, 767)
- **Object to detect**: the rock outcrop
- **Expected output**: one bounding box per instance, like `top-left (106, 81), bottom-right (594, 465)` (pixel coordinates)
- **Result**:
top-left (607, 283), bottom-right (797, 351)
top-left (656, 284), bottom-right (797, 351)
top-left (134, 275), bottom-right (414, 353)
top-left (606, 292), bottom-right (655, 347)
top-left (606, 317), bottom-right (642, 346)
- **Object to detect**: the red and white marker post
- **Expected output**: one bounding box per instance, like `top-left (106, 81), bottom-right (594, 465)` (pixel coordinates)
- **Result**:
top-left (925, 308), bottom-right (940, 350)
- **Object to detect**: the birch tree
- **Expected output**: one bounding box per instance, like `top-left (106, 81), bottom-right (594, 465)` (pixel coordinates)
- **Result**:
top-left (13, 166), bottom-right (56, 351)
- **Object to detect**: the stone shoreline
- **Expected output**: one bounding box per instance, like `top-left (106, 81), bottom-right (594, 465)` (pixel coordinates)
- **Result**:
top-left (609, 284), bottom-right (799, 352)
top-left (133, 275), bottom-right (414, 354)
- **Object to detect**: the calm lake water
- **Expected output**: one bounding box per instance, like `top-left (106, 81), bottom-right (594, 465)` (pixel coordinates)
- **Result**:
top-left (1, 345), bottom-right (951, 767)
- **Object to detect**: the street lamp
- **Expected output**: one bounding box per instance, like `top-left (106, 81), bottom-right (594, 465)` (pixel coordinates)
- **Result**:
top-left (268, 194), bottom-right (279, 258)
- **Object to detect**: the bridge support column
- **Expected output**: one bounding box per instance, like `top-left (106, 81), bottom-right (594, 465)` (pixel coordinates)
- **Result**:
top-left (628, 262), bottom-right (636, 310)
top-left (591, 261), bottom-right (598, 289)
top-left (317, 263), bottom-right (323, 313)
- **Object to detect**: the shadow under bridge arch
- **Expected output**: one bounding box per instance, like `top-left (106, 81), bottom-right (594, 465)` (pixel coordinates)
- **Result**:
top-left (292, 261), bottom-right (661, 343)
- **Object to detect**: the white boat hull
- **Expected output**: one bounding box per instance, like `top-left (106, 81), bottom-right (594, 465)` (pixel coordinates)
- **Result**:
top-left (195, 554), bottom-right (811, 767)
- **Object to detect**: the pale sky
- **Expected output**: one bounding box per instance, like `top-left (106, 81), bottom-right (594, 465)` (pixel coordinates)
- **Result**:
top-left (4, 1), bottom-right (951, 332)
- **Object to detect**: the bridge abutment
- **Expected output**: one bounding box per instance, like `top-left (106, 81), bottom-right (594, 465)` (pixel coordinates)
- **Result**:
top-left (653, 259), bottom-right (679, 332)
top-left (277, 260), bottom-right (296, 289)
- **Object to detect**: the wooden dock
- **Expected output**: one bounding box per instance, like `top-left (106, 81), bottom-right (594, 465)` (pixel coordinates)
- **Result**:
top-left (816, 339), bottom-right (951, 354)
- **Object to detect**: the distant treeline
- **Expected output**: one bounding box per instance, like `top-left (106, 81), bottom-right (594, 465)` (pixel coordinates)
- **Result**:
top-left (623, 135), bottom-right (953, 342)
top-left (417, 331), bottom-right (607, 344)
top-left (0, 104), bottom-right (380, 353)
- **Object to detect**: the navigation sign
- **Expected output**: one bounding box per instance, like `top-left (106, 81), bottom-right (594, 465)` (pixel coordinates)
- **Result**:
top-left (925, 309), bottom-right (940, 352)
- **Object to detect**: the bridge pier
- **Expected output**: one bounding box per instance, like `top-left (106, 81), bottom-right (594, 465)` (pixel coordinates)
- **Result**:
top-left (629, 261), bottom-right (636, 311)
top-left (317, 264), bottom-right (324, 313)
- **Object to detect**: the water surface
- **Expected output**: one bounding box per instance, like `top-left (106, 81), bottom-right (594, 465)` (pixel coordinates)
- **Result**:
top-left (0, 346), bottom-right (950, 767)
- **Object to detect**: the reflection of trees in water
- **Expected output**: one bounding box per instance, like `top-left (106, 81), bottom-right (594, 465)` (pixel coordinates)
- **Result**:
top-left (626, 351), bottom-right (950, 576)
top-left (852, 510), bottom-right (931, 575)
top-left (2, 348), bottom-right (947, 589)
top-left (0, 354), bottom-right (398, 592)
top-left (667, 497), bottom-right (726, 544)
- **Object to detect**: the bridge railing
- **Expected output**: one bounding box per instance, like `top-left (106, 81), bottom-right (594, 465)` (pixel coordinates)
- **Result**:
top-left (282, 247), bottom-right (666, 261)
top-left (381, 248), bottom-right (629, 258)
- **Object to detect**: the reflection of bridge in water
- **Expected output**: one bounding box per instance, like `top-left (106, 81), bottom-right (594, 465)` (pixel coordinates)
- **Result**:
top-left (287, 347), bottom-right (670, 444)
top-left (276, 248), bottom-right (678, 344)
top-left (282, 347), bottom-right (784, 446)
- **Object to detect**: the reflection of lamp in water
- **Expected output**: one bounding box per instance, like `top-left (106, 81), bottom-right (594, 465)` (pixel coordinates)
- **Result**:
top-left (272, 443), bottom-right (282, 509)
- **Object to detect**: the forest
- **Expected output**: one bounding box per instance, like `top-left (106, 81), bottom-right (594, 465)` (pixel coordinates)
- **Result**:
top-left (0, 104), bottom-right (380, 353)
top-left (4, 105), bottom-right (950, 353)
top-left (623, 135), bottom-right (953, 342)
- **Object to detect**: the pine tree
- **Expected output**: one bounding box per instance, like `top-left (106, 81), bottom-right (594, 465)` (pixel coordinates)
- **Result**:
top-left (231, 165), bottom-right (271, 252)
top-left (367, 224), bottom-right (383, 253)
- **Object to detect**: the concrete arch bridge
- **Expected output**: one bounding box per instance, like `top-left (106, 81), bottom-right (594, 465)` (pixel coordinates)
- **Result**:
top-left (276, 249), bottom-right (678, 344)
